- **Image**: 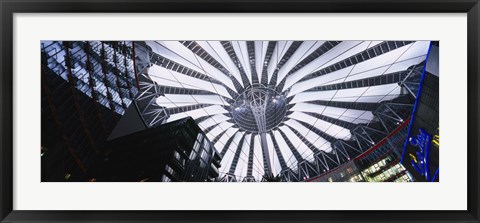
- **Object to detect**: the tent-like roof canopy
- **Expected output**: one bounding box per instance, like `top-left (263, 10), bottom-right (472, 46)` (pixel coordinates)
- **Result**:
top-left (138, 40), bottom-right (430, 181)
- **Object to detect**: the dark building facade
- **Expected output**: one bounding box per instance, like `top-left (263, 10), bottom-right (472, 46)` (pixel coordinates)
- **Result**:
top-left (401, 42), bottom-right (440, 182)
top-left (95, 117), bottom-right (221, 182)
top-left (41, 41), bottom-right (139, 181)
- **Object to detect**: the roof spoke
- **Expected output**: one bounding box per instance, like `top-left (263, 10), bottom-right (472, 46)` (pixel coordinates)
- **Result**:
top-left (246, 41), bottom-right (260, 84)
top-left (301, 111), bottom-right (357, 130)
top-left (284, 125), bottom-right (321, 154)
top-left (276, 128), bottom-right (304, 162)
top-left (150, 51), bottom-right (239, 98)
top-left (228, 133), bottom-right (248, 175)
top-left (303, 65), bottom-right (423, 93)
top-left (221, 41), bottom-right (252, 88)
top-left (220, 132), bottom-right (237, 157)
top-left (298, 41), bottom-right (415, 83)
top-left (166, 103), bottom-right (217, 115)
top-left (291, 119), bottom-right (338, 144)
top-left (260, 41), bottom-right (277, 85)
top-left (277, 41), bottom-right (341, 92)
top-left (181, 41), bottom-right (245, 93)
top-left (268, 132), bottom-right (288, 170)
top-left (246, 135), bottom-right (256, 177)
top-left (289, 100), bottom-right (379, 111)
top-left (210, 128), bottom-right (231, 145)
top-left (268, 41), bottom-right (303, 88)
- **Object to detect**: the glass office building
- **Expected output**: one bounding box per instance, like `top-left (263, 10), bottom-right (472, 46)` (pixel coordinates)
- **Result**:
top-left (41, 41), bottom-right (139, 181)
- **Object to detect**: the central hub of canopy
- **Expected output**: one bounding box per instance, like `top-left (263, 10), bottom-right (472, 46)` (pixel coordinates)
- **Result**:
top-left (231, 84), bottom-right (287, 133)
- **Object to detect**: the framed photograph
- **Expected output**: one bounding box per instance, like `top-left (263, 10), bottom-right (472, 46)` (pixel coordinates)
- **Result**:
top-left (1, 0), bottom-right (479, 222)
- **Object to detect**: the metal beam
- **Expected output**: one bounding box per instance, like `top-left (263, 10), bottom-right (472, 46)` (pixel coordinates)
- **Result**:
top-left (297, 160), bottom-right (319, 180)
top-left (374, 103), bottom-right (413, 133)
top-left (400, 63), bottom-right (425, 98)
top-left (351, 125), bottom-right (387, 152)
top-left (280, 168), bottom-right (299, 182)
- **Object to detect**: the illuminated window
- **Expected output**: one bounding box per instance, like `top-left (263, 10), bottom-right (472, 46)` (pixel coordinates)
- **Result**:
top-left (165, 165), bottom-right (174, 175)
top-left (193, 140), bottom-right (201, 153)
top-left (174, 151), bottom-right (181, 160)
top-left (162, 175), bottom-right (171, 182)
top-left (346, 167), bottom-right (352, 174)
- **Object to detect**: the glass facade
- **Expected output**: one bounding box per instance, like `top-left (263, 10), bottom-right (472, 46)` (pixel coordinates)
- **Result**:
top-left (41, 41), bottom-right (138, 114)
top-left (41, 41), bottom-right (139, 181)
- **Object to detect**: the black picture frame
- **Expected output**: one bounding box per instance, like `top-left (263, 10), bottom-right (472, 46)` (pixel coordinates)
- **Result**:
top-left (1, 0), bottom-right (479, 222)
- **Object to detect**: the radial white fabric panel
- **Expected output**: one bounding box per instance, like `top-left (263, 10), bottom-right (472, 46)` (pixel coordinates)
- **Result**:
top-left (140, 40), bottom-right (430, 181)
